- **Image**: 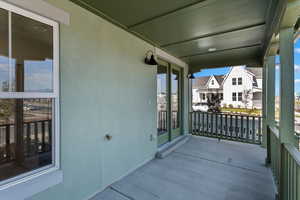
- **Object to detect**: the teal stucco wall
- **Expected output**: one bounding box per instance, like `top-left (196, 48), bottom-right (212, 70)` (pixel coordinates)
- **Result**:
top-left (28, 1), bottom-right (157, 199)
top-left (28, 0), bottom-right (189, 199)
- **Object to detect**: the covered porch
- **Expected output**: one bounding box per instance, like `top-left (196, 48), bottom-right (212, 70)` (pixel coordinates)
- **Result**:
top-left (0, 0), bottom-right (299, 200)
top-left (91, 136), bottom-right (275, 200)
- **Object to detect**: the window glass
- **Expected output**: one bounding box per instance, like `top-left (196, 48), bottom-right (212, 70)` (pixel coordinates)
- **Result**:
top-left (295, 38), bottom-right (300, 134)
top-left (238, 92), bottom-right (242, 101)
top-left (157, 65), bottom-right (168, 136)
top-left (275, 55), bottom-right (280, 123)
top-left (0, 12), bottom-right (54, 93)
top-left (238, 78), bottom-right (242, 85)
top-left (171, 69), bottom-right (180, 129)
top-left (232, 78), bottom-right (236, 85)
top-left (0, 9), bottom-right (9, 92)
top-left (232, 92), bottom-right (236, 101)
top-left (0, 98), bottom-right (53, 181)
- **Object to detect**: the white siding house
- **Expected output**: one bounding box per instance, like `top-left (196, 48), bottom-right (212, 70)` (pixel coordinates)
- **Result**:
top-left (193, 66), bottom-right (262, 109)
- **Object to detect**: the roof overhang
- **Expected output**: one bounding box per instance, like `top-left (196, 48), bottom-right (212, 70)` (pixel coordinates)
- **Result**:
top-left (70, 0), bottom-right (299, 72)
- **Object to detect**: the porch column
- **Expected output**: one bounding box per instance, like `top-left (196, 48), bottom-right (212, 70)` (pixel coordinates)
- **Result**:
top-left (279, 27), bottom-right (297, 146)
top-left (262, 63), bottom-right (267, 148)
top-left (266, 56), bottom-right (276, 128)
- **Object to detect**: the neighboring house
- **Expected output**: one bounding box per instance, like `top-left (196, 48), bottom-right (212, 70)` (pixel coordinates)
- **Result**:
top-left (193, 66), bottom-right (262, 109)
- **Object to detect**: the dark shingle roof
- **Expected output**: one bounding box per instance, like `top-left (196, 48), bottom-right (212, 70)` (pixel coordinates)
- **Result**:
top-left (193, 75), bottom-right (224, 89)
top-left (192, 76), bottom-right (210, 89)
top-left (247, 67), bottom-right (262, 79)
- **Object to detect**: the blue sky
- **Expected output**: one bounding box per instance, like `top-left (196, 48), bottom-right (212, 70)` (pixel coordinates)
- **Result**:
top-left (195, 39), bottom-right (300, 97)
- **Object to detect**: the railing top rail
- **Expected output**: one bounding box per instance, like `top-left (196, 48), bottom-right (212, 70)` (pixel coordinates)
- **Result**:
top-left (0, 119), bottom-right (51, 127)
top-left (190, 111), bottom-right (262, 118)
top-left (284, 143), bottom-right (300, 166)
top-left (269, 125), bottom-right (280, 139)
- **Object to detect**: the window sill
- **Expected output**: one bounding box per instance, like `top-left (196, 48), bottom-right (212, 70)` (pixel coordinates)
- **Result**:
top-left (0, 168), bottom-right (63, 200)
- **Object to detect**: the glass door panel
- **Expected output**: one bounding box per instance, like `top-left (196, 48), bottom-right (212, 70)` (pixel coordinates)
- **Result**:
top-left (171, 67), bottom-right (181, 139)
top-left (157, 64), bottom-right (169, 146)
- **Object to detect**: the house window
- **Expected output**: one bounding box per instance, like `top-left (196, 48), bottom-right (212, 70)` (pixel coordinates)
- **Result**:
top-left (232, 93), bottom-right (237, 101)
top-left (238, 78), bottom-right (242, 85)
top-left (0, 4), bottom-right (59, 185)
top-left (211, 80), bottom-right (214, 85)
top-left (232, 78), bottom-right (237, 85)
top-left (238, 92), bottom-right (243, 101)
top-left (202, 93), bottom-right (206, 100)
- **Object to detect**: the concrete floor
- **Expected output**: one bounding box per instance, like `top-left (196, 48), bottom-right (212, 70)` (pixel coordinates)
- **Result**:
top-left (91, 136), bottom-right (275, 200)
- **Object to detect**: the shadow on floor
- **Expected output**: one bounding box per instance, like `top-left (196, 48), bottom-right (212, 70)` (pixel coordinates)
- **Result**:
top-left (91, 136), bottom-right (275, 200)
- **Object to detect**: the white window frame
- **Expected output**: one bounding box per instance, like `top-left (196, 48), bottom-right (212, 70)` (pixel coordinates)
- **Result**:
top-left (0, 0), bottom-right (61, 195)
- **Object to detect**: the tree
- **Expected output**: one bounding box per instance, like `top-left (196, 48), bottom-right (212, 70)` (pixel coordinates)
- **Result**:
top-left (242, 89), bottom-right (252, 109)
top-left (207, 93), bottom-right (222, 113)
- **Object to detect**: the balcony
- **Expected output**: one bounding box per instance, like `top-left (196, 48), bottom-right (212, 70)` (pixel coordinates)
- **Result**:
top-left (91, 136), bottom-right (275, 200)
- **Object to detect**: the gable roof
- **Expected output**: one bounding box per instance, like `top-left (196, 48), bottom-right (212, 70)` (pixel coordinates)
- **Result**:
top-left (246, 67), bottom-right (262, 79)
top-left (193, 75), bottom-right (224, 89)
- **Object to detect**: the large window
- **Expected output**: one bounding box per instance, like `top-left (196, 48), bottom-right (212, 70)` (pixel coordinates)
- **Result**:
top-left (238, 92), bottom-right (243, 101)
top-left (238, 78), bottom-right (242, 85)
top-left (232, 92), bottom-right (237, 101)
top-left (0, 3), bottom-right (59, 185)
top-left (232, 78), bottom-right (237, 85)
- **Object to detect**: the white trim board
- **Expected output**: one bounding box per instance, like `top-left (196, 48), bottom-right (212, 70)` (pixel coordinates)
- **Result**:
top-left (155, 47), bottom-right (188, 69)
top-left (2, 0), bottom-right (70, 25)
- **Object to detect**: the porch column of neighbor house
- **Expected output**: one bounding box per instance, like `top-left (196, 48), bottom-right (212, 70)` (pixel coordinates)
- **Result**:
top-left (279, 27), bottom-right (297, 146)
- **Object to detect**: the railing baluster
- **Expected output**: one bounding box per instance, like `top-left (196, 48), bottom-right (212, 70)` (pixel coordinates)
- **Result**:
top-left (215, 113), bottom-right (218, 137)
top-left (241, 116), bottom-right (244, 141)
top-left (220, 114), bottom-right (223, 138)
top-left (235, 115), bottom-right (238, 140)
top-left (210, 113), bottom-right (214, 136)
top-left (198, 112), bottom-right (201, 135)
top-left (5, 125), bottom-right (10, 161)
top-left (202, 112), bottom-right (204, 134)
top-left (246, 116), bottom-right (249, 141)
top-left (225, 114), bottom-right (228, 138)
top-left (206, 112), bottom-right (209, 134)
top-left (230, 115), bottom-right (233, 139)
top-left (34, 122), bottom-right (39, 153)
top-left (258, 117), bottom-right (261, 144)
top-left (42, 121), bottom-right (46, 152)
top-left (252, 116), bottom-right (255, 143)
top-left (27, 123), bottom-right (31, 156)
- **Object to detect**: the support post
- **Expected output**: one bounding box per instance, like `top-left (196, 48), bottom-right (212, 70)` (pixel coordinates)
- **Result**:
top-left (264, 56), bottom-right (276, 163)
top-left (262, 63), bottom-right (267, 148)
top-left (279, 27), bottom-right (296, 146)
top-left (279, 27), bottom-right (296, 200)
top-left (266, 56), bottom-right (276, 128)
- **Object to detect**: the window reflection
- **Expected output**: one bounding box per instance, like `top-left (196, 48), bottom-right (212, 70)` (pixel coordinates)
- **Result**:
top-left (0, 99), bottom-right (53, 181)
top-left (0, 12), bottom-right (53, 93)
top-left (172, 69), bottom-right (180, 129)
top-left (157, 65), bottom-right (168, 135)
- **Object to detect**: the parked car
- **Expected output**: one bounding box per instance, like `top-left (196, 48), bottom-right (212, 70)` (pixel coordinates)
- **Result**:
top-left (193, 103), bottom-right (209, 112)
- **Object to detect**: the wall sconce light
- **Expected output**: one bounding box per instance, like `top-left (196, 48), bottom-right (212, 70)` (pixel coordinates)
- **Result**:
top-left (188, 73), bottom-right (195, 79)
top-left (145, 50), bottom-right (158, 65)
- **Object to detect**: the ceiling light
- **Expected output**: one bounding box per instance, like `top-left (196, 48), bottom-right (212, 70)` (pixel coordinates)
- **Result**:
top-left (208, 48), bottom-right (217, 52)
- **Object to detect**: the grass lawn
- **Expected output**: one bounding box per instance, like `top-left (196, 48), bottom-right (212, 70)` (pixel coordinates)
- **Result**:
top-left (221, 108), bottom-right (262, 116)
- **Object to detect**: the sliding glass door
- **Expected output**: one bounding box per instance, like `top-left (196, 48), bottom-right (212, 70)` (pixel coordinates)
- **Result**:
top-left (157, 61), bottom-right (182, 146)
